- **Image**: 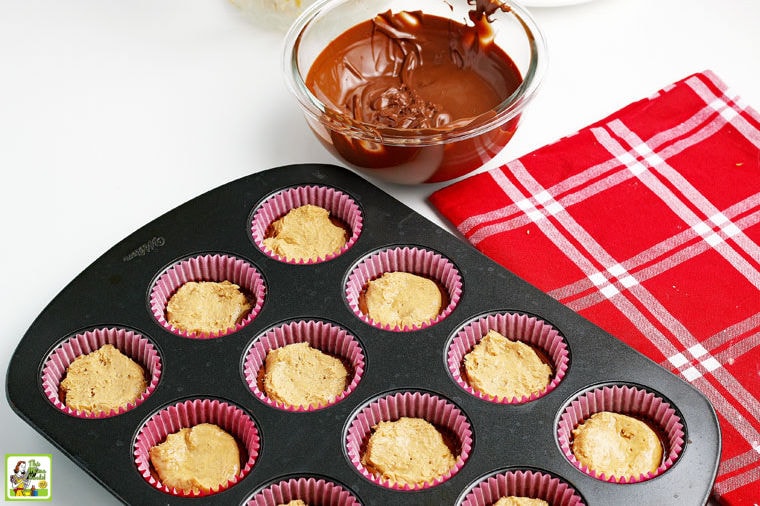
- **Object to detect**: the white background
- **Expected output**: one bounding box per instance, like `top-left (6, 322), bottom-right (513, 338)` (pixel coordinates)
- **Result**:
top-left (1, 0), bottom-right (757, 503)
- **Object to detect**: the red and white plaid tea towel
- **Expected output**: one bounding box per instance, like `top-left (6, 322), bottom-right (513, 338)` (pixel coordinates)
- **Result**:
top-left (429, 70), bottom-right (760, 505)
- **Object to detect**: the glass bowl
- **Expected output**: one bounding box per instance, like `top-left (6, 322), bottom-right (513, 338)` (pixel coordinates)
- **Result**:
top-left (283, 0), bottom-right (547, 184)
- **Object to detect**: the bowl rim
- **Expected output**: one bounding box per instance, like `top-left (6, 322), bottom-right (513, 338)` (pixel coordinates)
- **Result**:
top-left (282, 0), bottom-right (548, 146)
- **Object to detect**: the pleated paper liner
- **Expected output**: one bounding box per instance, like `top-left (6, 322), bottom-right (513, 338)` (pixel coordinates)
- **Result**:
top-left (457, 468), bottom-right (586, 506)
top-left (556, 383), bottom-right (685, 484)
top-left (447, 311), bottom-right (570, 404)
top-left (250, 184), bottom-right (363, 264)
top-left (41, 327), bottom-right (161, 419)
top-left (149, 253), bottom-right (266, 338)
top-left (344, 390), bottom-right (472, 491)
top-left (245, 475), bottom-right (361, 506)
top-left (242, 319), bottom-right (366, 411)
top-left (133, 398), bottom-right (260, 497)
top-left (344, 246), bottom-right (463, 331)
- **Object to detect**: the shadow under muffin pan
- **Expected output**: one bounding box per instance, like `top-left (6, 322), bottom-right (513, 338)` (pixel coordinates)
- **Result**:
top-left (7, 164), bottom-right (720, 505)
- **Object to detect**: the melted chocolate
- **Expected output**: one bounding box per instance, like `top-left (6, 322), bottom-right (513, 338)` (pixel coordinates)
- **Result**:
top-left (302, 4), bottom-right (526, 183)
top-left (306, 9), bottom-right (522, 132)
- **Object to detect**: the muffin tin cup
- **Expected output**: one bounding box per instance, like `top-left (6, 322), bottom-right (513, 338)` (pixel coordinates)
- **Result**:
top-left (447, 312), bottom-right (570, 404)
top-left (344, 246), bottom-right (463, 331)
top-left (149, 253), bottom-right (266, 338)
top-left (133, 398), bottom-right (260, 497)
top-left (556, 383), bottom-right (685, 484)
top-left (344, 390), bottom-right (472, 491)
top-left (250, 184), bottom-right (363, 264)
top-left (41, 327), bottom-right (162, 418)
top-left (457, 468), bottom-right (586, 506)
top-left (242, 319), bottom-right (366, 411)
top-left (245, 476), bottom-right (362, 506)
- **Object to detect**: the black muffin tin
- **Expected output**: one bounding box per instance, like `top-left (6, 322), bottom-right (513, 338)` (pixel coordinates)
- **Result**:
top-left (6, 164), bottom-right (720, 505)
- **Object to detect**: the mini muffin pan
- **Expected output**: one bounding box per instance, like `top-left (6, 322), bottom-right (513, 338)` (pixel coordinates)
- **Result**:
top-left (7, 164), bottom-right (720, 505)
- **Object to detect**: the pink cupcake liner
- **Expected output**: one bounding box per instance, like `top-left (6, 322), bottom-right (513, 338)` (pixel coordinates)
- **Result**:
top-left (149, 253), bottom-right (266, 338)
top-left (251, 185), bottom-right (363, 264)
top-left (245, 476), bottom-right (362, 506)
top-left (344, 247), bottom-right (463, 331)
top-left (556, 384), bottom-right (685, 484)
top-left (133, 398), bottom-right (260, 497)
top-left (243, 319), bottom-right (366, 411)
top-left (447, 312), bottom-right (569, 404)
top-left (41, 327), bottom-right (161, 419)
top-left (457, 468), bottom-right (586, 506)
top-left (344, 390), bottom-right (472, 490)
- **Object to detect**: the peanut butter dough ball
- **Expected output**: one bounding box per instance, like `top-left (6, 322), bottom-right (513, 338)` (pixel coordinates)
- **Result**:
top-left (263, 342), bottom-right (348, 408)
top-left (494, 497), bottom-right (549, 506)
top-left (60, 344), bottom-right (146, 414)
top-left (572, 411), bottom-right (663, 478)
top-left (149, 423), bottom-right (241, 494)
top-left (464, 330), bottom-right (552, 400)
top-left (361, 416), bottom-right (456, 487)
top-left (264, 204), bottom-right (348, 261)
top-left (166, 280), bottom-right (252, 335)
top-left (361, 271), bottom-right (443, 328)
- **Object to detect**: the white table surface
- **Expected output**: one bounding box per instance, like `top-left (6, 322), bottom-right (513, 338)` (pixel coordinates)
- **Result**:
top-left (2, 0), bottom-right (757, 503)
